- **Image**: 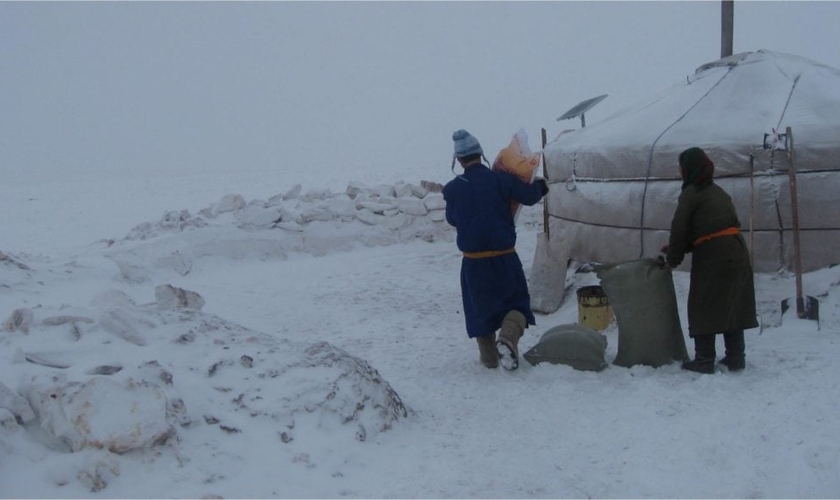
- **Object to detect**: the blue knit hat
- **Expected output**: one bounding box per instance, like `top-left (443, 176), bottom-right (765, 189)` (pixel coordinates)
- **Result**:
top-left (452, 129), bottom-right (483, 159)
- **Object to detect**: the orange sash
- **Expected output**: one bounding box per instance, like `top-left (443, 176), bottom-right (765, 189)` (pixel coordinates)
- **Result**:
top-left (463, 248), bottom-right (516, 259)
top-left (693, 227), bottom-right (740, 246)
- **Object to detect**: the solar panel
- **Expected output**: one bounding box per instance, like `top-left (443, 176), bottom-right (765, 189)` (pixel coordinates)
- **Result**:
top-left (557, 94), bottom-right (608, 127)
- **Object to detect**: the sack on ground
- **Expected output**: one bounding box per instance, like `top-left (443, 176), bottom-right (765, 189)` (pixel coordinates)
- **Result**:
top-left (523, 323), bottom-right (608, 371)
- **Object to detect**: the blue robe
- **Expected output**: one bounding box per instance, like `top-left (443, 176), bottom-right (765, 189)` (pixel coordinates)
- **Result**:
top-left (442, 164), bottom-right (546, 338)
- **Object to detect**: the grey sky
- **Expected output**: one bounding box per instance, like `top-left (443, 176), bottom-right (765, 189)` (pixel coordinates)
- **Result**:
top-left (2, 1), bottom-right (839, 184)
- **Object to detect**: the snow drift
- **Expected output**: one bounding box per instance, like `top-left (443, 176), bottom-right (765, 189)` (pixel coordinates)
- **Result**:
top-left (0, 179), bottom-right (465, 494)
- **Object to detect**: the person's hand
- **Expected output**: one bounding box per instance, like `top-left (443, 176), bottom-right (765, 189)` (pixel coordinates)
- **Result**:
top-left (656, 255), bottom-right (673, 272)
top-left (660, 244), bottom-right (669, 255)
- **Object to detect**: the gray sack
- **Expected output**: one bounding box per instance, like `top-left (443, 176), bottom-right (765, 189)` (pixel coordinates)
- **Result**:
top-left (595, 258), bottom-right (689, 368)
top-left (523, 323), bottom-right (608, 372)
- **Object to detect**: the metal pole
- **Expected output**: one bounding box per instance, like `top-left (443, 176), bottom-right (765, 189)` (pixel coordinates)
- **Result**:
top-left (721, 0), bottom-right (734, 58)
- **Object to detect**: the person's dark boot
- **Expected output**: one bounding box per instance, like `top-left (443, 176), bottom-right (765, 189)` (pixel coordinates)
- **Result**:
top-left (496, 310), bottom-right (526, 371)
top-left (682, 334), bottom-right (716, 374)
top-left (720, 329), bottom-right (746, 371)
top-left (476, 334), bottom-right (499, 369)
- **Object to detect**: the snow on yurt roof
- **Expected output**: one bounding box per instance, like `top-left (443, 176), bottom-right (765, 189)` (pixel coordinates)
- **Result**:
top-left (545, 50), bottom-right (840, 180)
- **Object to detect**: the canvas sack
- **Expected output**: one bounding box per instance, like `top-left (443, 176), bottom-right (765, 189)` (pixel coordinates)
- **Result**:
top-left (595, 258), bottom-right (689, 368)
top-left (523, 323), bottom-right (608, 371)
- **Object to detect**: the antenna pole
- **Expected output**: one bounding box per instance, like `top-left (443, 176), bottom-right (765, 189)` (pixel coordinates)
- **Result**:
top-left (721, 0), bottom-right (734, 58)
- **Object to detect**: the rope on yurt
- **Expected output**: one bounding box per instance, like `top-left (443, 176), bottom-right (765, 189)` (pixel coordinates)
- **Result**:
top-left (769, 74), bottom-right (801, 168)
top-left (637, 67), bottom-right (735, 258)
top-left (775, 74), bottom-right (800, 131)
top-left (549, 213), bottom-right (840, 232)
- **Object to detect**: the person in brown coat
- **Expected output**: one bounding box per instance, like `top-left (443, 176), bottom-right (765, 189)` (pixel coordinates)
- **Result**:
top-left (663, 147), bottom-right (758, 374)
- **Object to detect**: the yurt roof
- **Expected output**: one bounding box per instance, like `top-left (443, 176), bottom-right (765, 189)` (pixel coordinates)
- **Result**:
top-left (545, 50), bottom-right (840, 180)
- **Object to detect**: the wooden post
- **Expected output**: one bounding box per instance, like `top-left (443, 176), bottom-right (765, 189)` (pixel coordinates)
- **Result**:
top-left (749, 153), bottom-right (754, 267)
top-left (541, 127), bottom-right (549, 240)
top-left (786, 126), bottom-right (805, 317)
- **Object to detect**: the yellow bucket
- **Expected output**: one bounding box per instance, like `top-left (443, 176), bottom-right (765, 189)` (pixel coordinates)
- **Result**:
top-left (576, 285), bottom-right (614, 331)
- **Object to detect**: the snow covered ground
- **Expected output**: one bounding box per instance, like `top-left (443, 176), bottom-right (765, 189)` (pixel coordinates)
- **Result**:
top-left (2, 170), bottom-right (840, 498)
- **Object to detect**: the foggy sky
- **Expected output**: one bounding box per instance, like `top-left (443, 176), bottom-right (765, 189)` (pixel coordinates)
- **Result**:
top-left (2, 1), bottom-right (839, 185)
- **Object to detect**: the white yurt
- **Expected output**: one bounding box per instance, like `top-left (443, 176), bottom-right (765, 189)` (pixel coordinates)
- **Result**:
top-left (540, 50), bottom-right (840, 275)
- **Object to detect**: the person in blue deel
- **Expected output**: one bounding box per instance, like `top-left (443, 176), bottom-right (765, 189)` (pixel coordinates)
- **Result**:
top-left (442, 129), bottom-right (549, 370)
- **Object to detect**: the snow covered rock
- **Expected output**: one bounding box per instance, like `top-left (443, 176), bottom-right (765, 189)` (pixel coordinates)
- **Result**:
top-left (4, 308), bottom-right (34, 334)
top-left (396, 197), bottom-right (428, 216)
top-left (3, 284), bottom-right (409, 461)
top-left (39, 315), bottom-right (92, 342)
top-left (155, 284), bottom-right (205, 311)
top-left (299, 204), bottom-right (337, 223)
top-left (356, 209), bottom-right (409, 230)
top-left (235, 203), bottom-right (283, 229)
top-left (0, 250), bottom-right (31, 271)
top-left (155, 250), bottom-right (194, 276)
top-left (302, 188), bottom-right (332, 202)
top-left (125, 210), bottom-right (207, 240)
top-left (393, 182), bottom-right (414, 198)
top-left (373, 184), bottom-right (396, 198)
top-left (420, 180), bottom-right (443, 193)
top-left (161, 209), bottom-right (206, 232)
top-left (423, 192), bottom-right (446, 211)
top-left (411, 183), bottom-right (430, 197)
top-left (421, 193), bottom-right (447, 223)
top-left (74, 452), bottom-right (121, 493)
top-left (346, 182), bottom-right (395, 199)
top-left (108, 253), bottom-right (152, 283)
top-left (0, 407), bottom-right (18, 433)
top-left (98, 306), bottom-right (154, 347)
top-left (295, 341), bottom-right (408, 440)
top-left (281, 183), bottom-right (302, 201)
top-left (355, 196), bottom-right (396, 214)
top-left (108, 180), bottom-right (453, 271)
top-left (428, 210), bottom-right (446, 223)
top-left (22, 375), bottom-right (173, 453)
top-left (345, 181), bottom-right (366, 199)
top-left (41, 315), bottom-right (95, 327)
top-left (327, 195), bottom-right (360, 220)
top-left (214, 194), bottom-right (246, 215)
top-left (0, 381), bottom-right (35, 423)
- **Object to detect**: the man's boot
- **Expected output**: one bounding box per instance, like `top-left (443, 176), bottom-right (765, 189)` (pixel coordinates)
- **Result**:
top-left (496, 310), bottom-right (526, 371)
top-left (682, 334), bottom-right (716, 374)
top-left (720, 329), bottom-right (746, 371)
top-left (476, 333), bottom-right (499, 369)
